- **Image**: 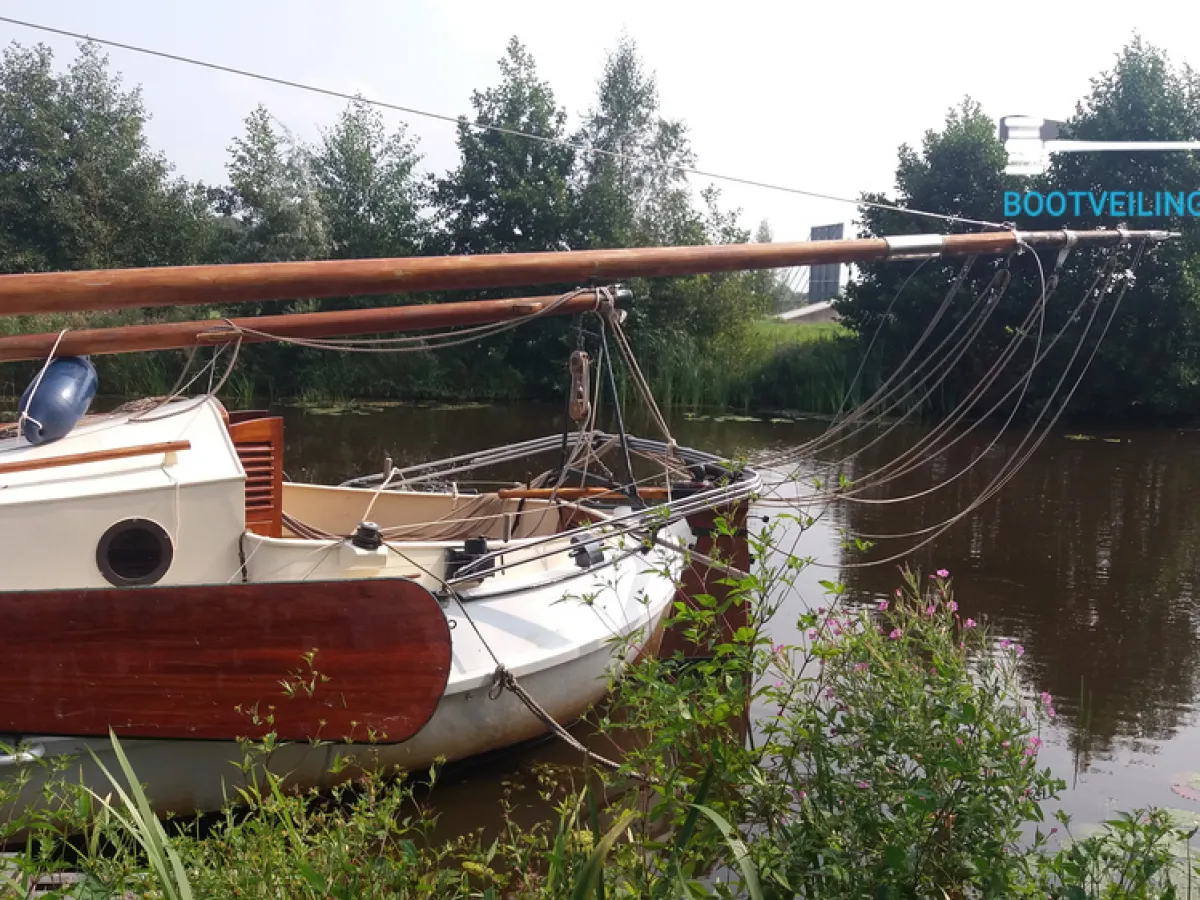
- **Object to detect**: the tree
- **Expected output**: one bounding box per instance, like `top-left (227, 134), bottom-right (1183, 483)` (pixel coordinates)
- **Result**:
top-left (433, 37), bottom-right (576, 255)
top-left (840, 39), bottom-right (1200, 423)
top-left (1030, 36), bottom-right (1200, 420)
top-left (838, 98), bottom-right (1051, 418)
top-left (311, 99), bottom-right (427, 260)
top-left (0, 41), bottom-right (213, 275)
top-left (573, 34), bottom-right (698, 249)
top-left (222, 105), bottom-right (329, 264)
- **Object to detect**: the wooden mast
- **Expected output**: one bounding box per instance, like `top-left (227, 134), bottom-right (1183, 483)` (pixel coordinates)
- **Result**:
top-left (0, 229), bottom-right (1174, 317)
top-left (0, 291), bottom-right (602, 362)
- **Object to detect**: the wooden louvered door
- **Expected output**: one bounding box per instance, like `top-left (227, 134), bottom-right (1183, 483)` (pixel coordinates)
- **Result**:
top-left (227, 416), bottom-right (284, 538)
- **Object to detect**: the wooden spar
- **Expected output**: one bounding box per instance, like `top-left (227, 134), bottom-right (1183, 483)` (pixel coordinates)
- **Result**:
top-left (0, 291), bottom-right (601, 362)
top-left (0, 229), bottom-right (1176, 317)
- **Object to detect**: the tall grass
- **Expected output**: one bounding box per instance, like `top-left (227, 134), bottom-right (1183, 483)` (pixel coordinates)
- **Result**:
top-left (641, 319), bottom-right (880, 416)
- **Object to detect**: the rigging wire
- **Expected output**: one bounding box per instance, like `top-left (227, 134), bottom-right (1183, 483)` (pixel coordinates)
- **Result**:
top-left (0, 14), bottom-right (1008, 233)
top-left (821, 243), bottom-right (1144, 567)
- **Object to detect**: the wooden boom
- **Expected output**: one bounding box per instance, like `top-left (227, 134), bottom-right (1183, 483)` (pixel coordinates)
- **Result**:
top-left (0, 229), bottom-right (1175, 317)
top-left (0, 291), bottom-right (601, 362)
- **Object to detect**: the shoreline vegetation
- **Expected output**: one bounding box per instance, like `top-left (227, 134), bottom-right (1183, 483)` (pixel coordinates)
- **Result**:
top-left (4, 535), bottom-right (1199, 897)
top-left (3, 36), bottom-right (1200, 423)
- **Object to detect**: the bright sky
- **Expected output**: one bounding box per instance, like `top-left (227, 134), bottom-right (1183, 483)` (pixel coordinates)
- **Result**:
top-left (0, 1), bottom-right (1194, 243)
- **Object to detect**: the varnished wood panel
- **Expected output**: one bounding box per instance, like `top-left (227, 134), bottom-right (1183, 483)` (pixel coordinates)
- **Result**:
top-left (228, 417), bottom-right (284, 538)
top-left (0, 578), bottom-right (452, 743)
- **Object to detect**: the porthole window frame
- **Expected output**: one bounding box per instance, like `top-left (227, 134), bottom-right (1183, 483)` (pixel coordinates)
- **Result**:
top-left (95, 518), bottom-right (174, 587)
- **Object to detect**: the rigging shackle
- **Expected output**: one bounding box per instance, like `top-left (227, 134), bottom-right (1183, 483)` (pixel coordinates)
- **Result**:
top-left (568, 350), bottom-right (592, 425)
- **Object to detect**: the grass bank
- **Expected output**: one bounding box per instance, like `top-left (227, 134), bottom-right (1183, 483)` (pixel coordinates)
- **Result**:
top-left (641, 318), bottom-right (878, 417)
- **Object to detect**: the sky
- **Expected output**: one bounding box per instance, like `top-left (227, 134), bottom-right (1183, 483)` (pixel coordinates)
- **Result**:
top-left (0, 1), bottom-right (1195, 243)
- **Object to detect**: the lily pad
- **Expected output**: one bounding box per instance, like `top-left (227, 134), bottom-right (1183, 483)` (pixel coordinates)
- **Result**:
top-left (1172, 773), bottom-right (1200, 804)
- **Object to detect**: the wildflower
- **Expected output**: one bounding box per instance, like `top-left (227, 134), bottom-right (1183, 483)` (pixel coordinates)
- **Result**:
top-left (824, 686), bottom-right (835, 699)
top-left (853, 662), bottom-right (869, 673)
top-left (889, 628), bottom-right (902, 640)
top-left (773, 680), bottom-right (783, 688)
top-left (964, 618), bottom-right (976, 629)
top-left (1015, 644), bottom-right (1025, 657)
top-left (1001, 740), bottom-right (1010, 749)
top-left (817, 606), bottom-right (826, 614)
top-left (936, 568), bottom-right (950, 578)
top-left (878, 599), bottom-right (889, 612)
top-left (796, 790), bottom-right (807, 801)
top-left (1000, 638), bottom-right (1011, 649)
top-left (947, 600), bottom-right (958, 612)
top-left (925, 605), bottom-right (936, 616)
top-left (856, 781), bottom-right (869, 790)
top-left (807, 628), bottom-right (818, 641)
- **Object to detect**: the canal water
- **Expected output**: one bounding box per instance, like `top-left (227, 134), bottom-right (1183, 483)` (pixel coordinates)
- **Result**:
top-left (281, 400), bottom-right (1200, 836)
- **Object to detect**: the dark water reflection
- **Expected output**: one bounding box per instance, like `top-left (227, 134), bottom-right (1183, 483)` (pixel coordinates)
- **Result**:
top-left (282, 401), bottom-right (1200, 831)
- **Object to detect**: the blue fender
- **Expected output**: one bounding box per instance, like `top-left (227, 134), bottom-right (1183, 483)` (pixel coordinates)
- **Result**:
top-left (17, 356), bottom-right (99, 445)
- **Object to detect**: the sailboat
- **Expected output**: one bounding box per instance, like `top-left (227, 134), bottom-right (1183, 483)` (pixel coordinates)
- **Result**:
top-left (0, 226), bottom-right (1171, 819)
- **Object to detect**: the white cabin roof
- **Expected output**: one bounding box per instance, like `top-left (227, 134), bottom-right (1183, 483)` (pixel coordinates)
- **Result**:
top-left (0, 397), bottom-right (244, 507)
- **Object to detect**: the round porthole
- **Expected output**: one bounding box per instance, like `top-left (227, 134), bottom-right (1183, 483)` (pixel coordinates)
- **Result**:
top-left (96, 518), bottom-right (173, 586)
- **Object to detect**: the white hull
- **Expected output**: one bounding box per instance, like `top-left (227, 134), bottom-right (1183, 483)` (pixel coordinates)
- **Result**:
top-left (1, 527), bottom-right (680, 818)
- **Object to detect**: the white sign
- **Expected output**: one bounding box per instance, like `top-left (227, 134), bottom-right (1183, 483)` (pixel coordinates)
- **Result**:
top-left (1000, 115), bottom-right (1200, 176)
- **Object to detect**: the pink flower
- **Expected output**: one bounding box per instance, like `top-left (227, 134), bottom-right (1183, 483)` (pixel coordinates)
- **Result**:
top-left (1015, 644), bottom-right (1025, 657)
top-left (856, 780), bottom-right (869, 790)
top-left (936, 568), bottom-right (950, 578)
top-left (964, 618), bottom-right (977, 629)
top-left (824, 686), bottom-right (835, 699)
top-left (1000, 639), bottom-right (1011, 649)
top-left (926, 605), bottom-right (936, 616)
top-left (854, 662), bottom-right (869, 673)
top-left (817, 606), bottom-right (826, 614)
top-left (796, 790), bottom-right (807, 801)
top-left (1001, 740), bottom-right (1010, 749)
top-left (878, 599), bottom-right (889, 612)
top-left (889, 628), bottom-right (902, 640)
top-left (807, 628), bottom-right (818, 640)
top-left (947, 600), bottom-right (958, 613)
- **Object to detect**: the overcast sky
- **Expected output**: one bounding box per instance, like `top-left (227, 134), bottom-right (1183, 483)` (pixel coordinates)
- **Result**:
top-left (0, 1), bottom-right (1194, 243)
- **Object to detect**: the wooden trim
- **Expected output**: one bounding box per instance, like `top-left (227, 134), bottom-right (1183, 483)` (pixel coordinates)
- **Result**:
top-left (498, 487), bottom-right (672, 501)
top-left (0, 440), bottom-right (190, 477)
